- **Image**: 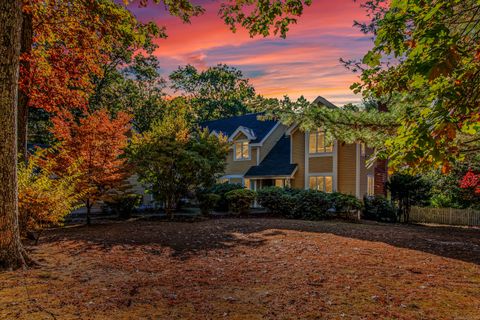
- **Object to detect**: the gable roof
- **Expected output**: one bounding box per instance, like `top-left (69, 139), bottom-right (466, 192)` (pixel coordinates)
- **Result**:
top-left (200, 113), bottom-right (278, 144)
top-left (313, 96), bottom-right (337, 109)
top-left (244, 136), bottom-right (297, 178)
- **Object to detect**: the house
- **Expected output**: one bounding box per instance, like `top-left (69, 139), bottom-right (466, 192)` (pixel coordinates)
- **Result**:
top-left (201, 96), bottom-right (388, 198)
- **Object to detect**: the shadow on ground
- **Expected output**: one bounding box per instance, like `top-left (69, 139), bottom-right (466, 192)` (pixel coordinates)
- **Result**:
top-left (41, 217), bottom-right (480, 265)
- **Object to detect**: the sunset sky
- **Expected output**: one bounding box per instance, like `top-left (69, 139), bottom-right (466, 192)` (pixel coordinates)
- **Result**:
top-left (130, 0), bottom-right (372, 106)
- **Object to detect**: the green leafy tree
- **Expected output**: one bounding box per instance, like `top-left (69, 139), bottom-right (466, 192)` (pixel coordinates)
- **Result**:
top-left (346, 0), bottom-right (480, 170)
top-left (386, 173), bottom-right (432, 222)
top-left (126, 102), bottom-right (229, 217)
top-left (90, 54), bottom-right (168, 133)
top-left (259, 0), bottom-right (480, 173)
top-left (170, 64), bottom-right (256, 121)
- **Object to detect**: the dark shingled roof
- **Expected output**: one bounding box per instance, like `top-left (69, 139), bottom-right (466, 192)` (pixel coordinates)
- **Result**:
top-left (200, 113), bottom-right (277, 144)
top-left (245, 136), bottom-right (297, 178)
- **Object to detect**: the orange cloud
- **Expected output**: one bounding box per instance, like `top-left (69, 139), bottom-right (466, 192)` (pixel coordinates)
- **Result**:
top-left (131, 0), bottom-right (373, 105)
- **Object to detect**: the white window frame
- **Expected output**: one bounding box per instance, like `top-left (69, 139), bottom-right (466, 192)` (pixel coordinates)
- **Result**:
top-left (308, 173), bottom-right (334, 193)
top-left (233, 140), bottom-right (251, 161)
top-left (309, 130), bottom-right (333, 156)
top-left (367, 174), bottom-right (375, 196)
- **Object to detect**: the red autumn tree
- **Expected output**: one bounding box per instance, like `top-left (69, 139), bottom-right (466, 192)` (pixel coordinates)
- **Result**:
top-left (52, 109), bottom-right (132, 225)
top-left (460, 170), bottom-right (480, 195)
top-left (18, 0), bottom-right (160, 157)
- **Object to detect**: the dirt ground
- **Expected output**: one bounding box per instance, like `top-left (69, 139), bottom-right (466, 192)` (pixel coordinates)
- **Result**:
top-left (1, 218), bottom-right (479, 320)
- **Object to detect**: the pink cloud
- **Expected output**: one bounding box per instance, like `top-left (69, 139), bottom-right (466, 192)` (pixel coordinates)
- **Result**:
top-left (132, 0), bottom-right (372, 105)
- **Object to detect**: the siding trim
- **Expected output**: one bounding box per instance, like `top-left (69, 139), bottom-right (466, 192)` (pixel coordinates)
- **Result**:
top-left (355, 143), bottom-right (361, 198)
top-left (333, 140), bottom-right (338, 192)
top-left (304, 130), bottom-right (309, 189)
top-left (309, 152), bottom-right (334, 158)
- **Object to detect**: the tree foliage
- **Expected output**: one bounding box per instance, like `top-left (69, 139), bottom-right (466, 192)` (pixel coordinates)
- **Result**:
top-left (259, 0), bottom-right (480, 173)
top-left (90, 54), bottom-right (168, 133)
top-left (18, 148), bottom-right (85, 241)
top-left (126, 102), bottom-right (229, 216)
top-left (170, 64), bottom-right (256, 121)
top-left (52, 109), bottom-right (132, 224)
top-left (386, 173), bottom-right (432, 222)
top-left (347, 0), bottom-right (480, 170)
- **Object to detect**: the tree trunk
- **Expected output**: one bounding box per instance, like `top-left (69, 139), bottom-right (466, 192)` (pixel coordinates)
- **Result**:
top-left (0, 0), bottom-right (29, 270)
top-left (17, 12), bottom-right (33, 162)
top-left (86, 199), bottom-right (92, 225)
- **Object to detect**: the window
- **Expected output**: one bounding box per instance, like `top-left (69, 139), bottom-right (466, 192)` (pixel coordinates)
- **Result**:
top-left (361, 143), bottom-right (366, 156)
top-left (244, 178), bottom-right (251, 190)
top-left (367, 175), bottom-right (374, 196)
top-left (309, 130), bottom-right (333, 154)
top-left (234, 141), bottom-right (250, 160)
top-left (309, 175), bottom-right (333, 193)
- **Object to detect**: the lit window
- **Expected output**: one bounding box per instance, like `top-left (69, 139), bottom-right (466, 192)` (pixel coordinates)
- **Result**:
top-left (309, 176), bottom-right (333, 193)
top-left (367, 175), bottom-right (374, 196)
top-left (309, 130), bottom-right (333, 154)
top-left (234, 141), bottom-right (250, 160)
top-left (275, 179), bottom-right (284, 188)
top-left (244, 178), bottom-right (251, 190)
top-left (361, 143), bottom-right (366, 156)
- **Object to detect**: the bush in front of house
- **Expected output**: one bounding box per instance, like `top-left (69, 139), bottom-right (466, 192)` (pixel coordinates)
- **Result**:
top-left (197, 192), bottom-right (221, 216)
top-left (292, 189), bottom-right (333, 220)
top-left (104, 193), bottom-right (143, 219)
top-left (363, 195), bottom-right (397, 223)
top-left (257, 187), bottom-right (296, 216)
top-left (225, 189), bottom-right (256, 215)
top-left (209, 183), bottom-right (244, 212)
top-left (328, 192), bottom-right (363, 219)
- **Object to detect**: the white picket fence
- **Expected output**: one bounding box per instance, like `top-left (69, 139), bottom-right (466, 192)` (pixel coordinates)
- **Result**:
top-left (410, 206), bottom-right (480, 226)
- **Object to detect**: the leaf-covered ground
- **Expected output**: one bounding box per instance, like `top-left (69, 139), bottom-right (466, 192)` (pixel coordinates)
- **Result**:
top-left (1, 218), bottom-right (479, 319)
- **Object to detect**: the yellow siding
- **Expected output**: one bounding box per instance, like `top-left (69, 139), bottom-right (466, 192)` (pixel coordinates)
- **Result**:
top-left (232, 132), bottom-right (248, 141)
top-left (229, 178), bottom-right (243, 184)
top-left (337, 143), bottom-right (356, 195)
top-left (225, 147), bottom-right (258, 175)
top-left (259, 124), bottom-right (287, 162)
top-left (291, 129), bottom-right (305, 189)
top-left (360, 147), bottom-right (376, 197)
top-left (309, 157), bottom-right (333, 173)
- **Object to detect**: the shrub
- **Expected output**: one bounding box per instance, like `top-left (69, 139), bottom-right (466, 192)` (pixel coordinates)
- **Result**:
top-left (363, 196), bottom-right (397, 223)
top-left (103, 193), bottom-right (142, 219)
top-left (292, 190), bottom-right (333, 220)
top-left (18, 148), bottom-right (85, 243)
top-left (197, 193), bottom-right (221, 215)
top-left (257, 187), bottom-right (296, 216)
top-left (225, 189), bottom-right (256, 215)
top-left (328, 192), bottom-right (363, 219)
top-left (209, 183), bottom-right (244, 211)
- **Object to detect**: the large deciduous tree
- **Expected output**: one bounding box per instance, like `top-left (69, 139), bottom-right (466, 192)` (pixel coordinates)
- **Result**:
top-left (52, 110), bottom-right (132, 225)
top-left (352, 0), bottom-right (480, 171)
top-left (0, 0), bottom-right (29, 270)
top-left (127, 101), bottom-right (229, 217)
top-left (170, 64), bottom-right (256, 121)
top-left (21, 0), bottom-right (160, 150)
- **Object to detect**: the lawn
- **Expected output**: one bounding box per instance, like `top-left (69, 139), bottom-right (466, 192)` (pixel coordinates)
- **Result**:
top-left (1, 218), bottom-right (479, 319)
